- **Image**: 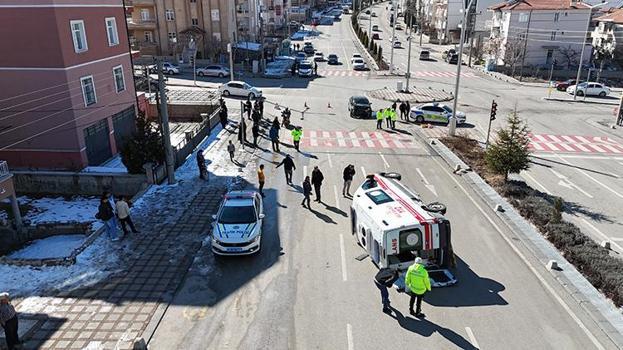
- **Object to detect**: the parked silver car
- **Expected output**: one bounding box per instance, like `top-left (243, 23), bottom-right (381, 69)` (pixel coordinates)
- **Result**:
top-left (196, 65), bottom-right (229, 78)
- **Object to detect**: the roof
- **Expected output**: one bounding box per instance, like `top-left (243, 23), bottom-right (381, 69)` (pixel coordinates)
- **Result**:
top-left (595, 8), bottom-right (623, 23)
top-left (489, 0), bottom-right (591, 11)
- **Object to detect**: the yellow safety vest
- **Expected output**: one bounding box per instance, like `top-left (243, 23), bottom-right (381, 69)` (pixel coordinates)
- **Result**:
top-left (292, 129), bottom-right (302, 141)
top-left (376, 111), bottom-right (383, 120)
top-left (405, 263), bottom-right (431, 295)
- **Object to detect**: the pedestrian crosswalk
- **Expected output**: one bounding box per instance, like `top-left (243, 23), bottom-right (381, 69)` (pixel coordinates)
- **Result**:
top-left (299, 130), bottom-right (418, 149)
top-left (319, 70), bottom-right (368, 77)
top-left (413, 71), bottom-right (477, 78)
top-left (529, 134), bottom-right (623, 154)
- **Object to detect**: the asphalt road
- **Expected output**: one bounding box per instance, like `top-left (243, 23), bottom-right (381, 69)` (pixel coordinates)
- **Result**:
top-left (148, 12), bottom-right (619, 349)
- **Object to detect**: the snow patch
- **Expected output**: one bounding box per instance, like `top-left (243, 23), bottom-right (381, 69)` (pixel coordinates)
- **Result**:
top-left (9, 234), bottom-right (86, 259)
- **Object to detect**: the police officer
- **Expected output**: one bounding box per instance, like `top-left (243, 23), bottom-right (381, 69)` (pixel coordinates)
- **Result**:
top-left (376, 109), bottom-right (384, 129)
top-left (291, 127), bottom-right (303, 152)
top-left (390, 108), bottom-right (398, 129)
top-left (385, 108), bottom-right (392, 128)
top-left (374, 268), bottom-right (399, 313)
top-left (405, 257), bottom-right (431, 317)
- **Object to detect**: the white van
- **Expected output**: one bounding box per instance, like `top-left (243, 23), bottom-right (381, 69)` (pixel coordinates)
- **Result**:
top-left (350, 173), bottom-right (457, 286)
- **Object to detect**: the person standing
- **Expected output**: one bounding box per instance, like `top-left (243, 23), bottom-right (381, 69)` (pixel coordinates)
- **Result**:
top-left (116, 197), bottom-right (139, 235)
top-left (291, 127), bottom-right (303, 152)
top-left (314, 61), bottom-right (318, 76)
top-left (376, 109), bottom-right (384, 129)
top-left (311, 166), bottom-right (324, 202)
top-left (374, 268), bottom-right (399, 313)
top-left (390, 108), bottom-right (398, 129)
top-left (258, 97), bottom-right (264, 118)
top-left (251, 108), bottom-right (261, 125)
top-left (196, 150), bottom-right (207, 180)
top-left (257, 164), bottom-right (266, 197)
top-left (245, 97), bottom-right (252, 119)
top-left (391, 100), bottom-right (397, 111)
top-left (239, 119), bottom-right (247, 145)
top-left (219, 104), bottom-right (229, 130)
top-left (269, 125), bottom-right (280, 152)
top-left (227, 140), bottom-right (236, 162)
top-left (301, 176), bottom-right (312, 208)
top-left (97, 193), bottom-right (119, 241)
top-left (405, 257), bottom-right (431, 317)
top-left (0, 292), bottom-right (19, 350)
top-left (252, 122), bottom-right (260, 148)
top-left (276, 154), bottom-right (296, 185)
top-left (405, 101), bottom-right (411, 120)
top-left (385, 108), bottom-right (392, 128)
top-left (342, 164), bottom-right (356, 197)
top-left (399, 101), bottom-right (407, 120)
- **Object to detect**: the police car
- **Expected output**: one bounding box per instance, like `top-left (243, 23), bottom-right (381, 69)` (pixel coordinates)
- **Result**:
top-left (211, 191), bottom-right (264, 255)
top-left (409, 103), bottom-right (466, 125)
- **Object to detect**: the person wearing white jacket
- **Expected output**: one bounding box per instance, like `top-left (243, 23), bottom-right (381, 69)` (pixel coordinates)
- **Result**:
top-left (116, 197), bottom-right (139, 235)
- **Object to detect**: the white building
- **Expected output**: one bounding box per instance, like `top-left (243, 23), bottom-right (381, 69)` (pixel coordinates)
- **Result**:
top-left (488, 0), bottom-right (593, 68)
top-left (592, 9), bottom-right (623, 64)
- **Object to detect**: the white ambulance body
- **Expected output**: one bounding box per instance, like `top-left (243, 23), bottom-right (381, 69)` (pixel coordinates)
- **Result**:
top-left (350, 173), bottom-right (454, 271)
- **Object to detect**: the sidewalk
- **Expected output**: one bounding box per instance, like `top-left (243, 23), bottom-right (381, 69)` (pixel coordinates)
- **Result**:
top-left (7, 113), bottom-right (258, 350)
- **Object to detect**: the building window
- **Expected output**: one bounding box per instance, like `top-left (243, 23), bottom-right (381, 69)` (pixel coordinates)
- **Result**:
top-left (554, 12), bottom-right (559, 22)
top-left (113, 65), bottom-right (125, 93)
top-left (168, 32), bottom-right (177, 42)
top-left (141, 9), bottom-right (150, 21)
top-left (192, 18), bottom-right (199, 26)
top-left (211, 9), bottom-right (220, 21)
top-left (80, 76), bottom-right (97, 106)
top-left (518, 13), bottom-right (529, 23)
top-left (546, 49), bottom-right (554, 64)
top-left (144, 31), bottom-right (153, 42)
top-left (550, 31), bottom-right (557, 40)
top-left (70, 20), bottom-right (88, 53)
top-left (165, 9), bottom-right (175, 21)
top-left (105, 17), bottom-right (119, 46)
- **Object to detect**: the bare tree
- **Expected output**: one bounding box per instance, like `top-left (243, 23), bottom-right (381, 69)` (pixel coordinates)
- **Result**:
top-left (557, 45), bottom-right (579, 69)
top-left (503, 38), bottom-right (526, 76)
top-left (485, 37), bottom-right (505, 65)
top-left (593, 45), bottom-right (614, 82)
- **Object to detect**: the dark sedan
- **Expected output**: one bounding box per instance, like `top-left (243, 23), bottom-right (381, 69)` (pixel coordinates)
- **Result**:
top-left (555, 79), bottom-right (579, 91)
top-left (348, 96), bottom-right (372, 118)
top-left (327, 54), bottom-right (339, 65)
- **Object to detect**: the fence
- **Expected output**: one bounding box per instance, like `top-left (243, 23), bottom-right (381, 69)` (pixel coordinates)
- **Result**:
top-left (173, 107), bottom-right (222, 167)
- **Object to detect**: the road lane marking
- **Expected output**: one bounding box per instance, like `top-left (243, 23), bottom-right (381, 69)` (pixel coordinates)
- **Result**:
top-left (303, 165), bottom-right (308, 179)
top-left (349, 131), bottom-right (361, 147)
top-left (310, 131), bottom-right (318, 147)
top-left (327, 153), bottom-right (334, 168)
top-left (549, 169), bottom-right (593, 198)
top-left (611, 237), bottom-right (623, 242)
top-left (336, 131), bottom-right (347, 147)
top-left (346, 323), bottom-right (354, 350)
top-left (334, 185), bottom-right (341, 210)
top-left (465, 327), bottom-right (480, 349)
top-left (361, 132), bottom-right (375, 147)
top-left (416, 168), bottom-right (431, 185)
top-left (340, 234), bottom-right (348, 282)
top-left (581, 218), bottom-right (623, 252)
top-left (554, 154), bottom-right (623, 199)
top-left (342, 45), bottom-right (352, 70)
top-left (374, 132), bottom-right (390, 148)
top-left (379, 152), bottom-right (390, 168)
top-left (522, 172), bottom-right (552, 195)
top-left (361, 166), bottom-right (367, 177)
top-left (430, 156), bottom-right (605, 350)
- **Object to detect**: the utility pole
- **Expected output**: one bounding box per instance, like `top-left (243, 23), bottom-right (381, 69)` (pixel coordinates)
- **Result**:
top-left (157, 59), bottom-right (176, 184)
top-left (228, 43), bottom-right (234, 81)
top-left (518, 10), bottom-right (532, 82)
top-left (405, 18), bottom-right (413, 92)
top-left (617, 94), bottom-right (623, 126)
top-left (389, 12), bottom-right (397, 73)
top-left (449, 0), bottom-right (475, 136)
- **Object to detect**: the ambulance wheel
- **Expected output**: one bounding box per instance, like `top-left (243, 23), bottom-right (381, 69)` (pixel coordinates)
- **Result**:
top-left (424, 202), bottom-right (447, 215)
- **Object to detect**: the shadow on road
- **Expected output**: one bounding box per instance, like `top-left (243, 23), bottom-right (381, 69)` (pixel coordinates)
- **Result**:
top-left (530, 155), bottom-right (619, 178)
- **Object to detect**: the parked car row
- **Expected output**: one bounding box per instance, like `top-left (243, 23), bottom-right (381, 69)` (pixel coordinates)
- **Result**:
top-left (346, 97), bottom-right (467, 125)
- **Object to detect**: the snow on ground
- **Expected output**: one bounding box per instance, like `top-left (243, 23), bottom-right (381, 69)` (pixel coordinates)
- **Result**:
top-left (9, 234), bottom-right (86, 259)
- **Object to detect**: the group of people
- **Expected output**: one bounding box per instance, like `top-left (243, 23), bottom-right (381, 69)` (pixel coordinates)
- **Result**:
top-left (240, 96), bottom-right (265, 149)
top-left (374, 257), bottom-right (431, 317)
top-left (376, 100), bottom-right (412, 130)
top-left (268, 114), bottom-right (303, 154)
top-left (96, 191), bottom-right (139, 242)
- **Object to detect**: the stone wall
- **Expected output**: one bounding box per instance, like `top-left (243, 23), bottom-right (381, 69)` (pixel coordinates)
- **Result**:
top-left (12, 171), bottom-right (148, 197)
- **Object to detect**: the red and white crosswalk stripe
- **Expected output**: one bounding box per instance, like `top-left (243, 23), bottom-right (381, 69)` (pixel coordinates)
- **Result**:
top-left (299, 130), bottom-right (417, 149)
top-left (320, 70), bottom-right (366, 77)
top-left (529, 134), bottom-right (623, 154)
top-left (413, 71), bottom-right (476, 78)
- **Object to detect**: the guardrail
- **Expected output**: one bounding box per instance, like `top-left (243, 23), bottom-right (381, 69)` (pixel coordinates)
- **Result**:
top-left (0, 160), bottom-right (9, 179)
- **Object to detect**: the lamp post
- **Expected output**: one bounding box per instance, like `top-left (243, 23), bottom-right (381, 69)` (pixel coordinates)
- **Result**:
top-left (574, 2), bottom-right (607, 100)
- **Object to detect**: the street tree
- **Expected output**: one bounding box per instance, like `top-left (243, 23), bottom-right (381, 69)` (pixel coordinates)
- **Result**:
top-left (485, 108), bottom-right (531, 181)
top-left (120, 110), bottom-right (166, 174)
top-left (593, 45), bottom-right (614, 81)
top-left (503, 38), bottom-right (526, 76)
top-left (485, 37), bottom-right (505, 65)
top-left (557, 45), bottom-right (579, 69)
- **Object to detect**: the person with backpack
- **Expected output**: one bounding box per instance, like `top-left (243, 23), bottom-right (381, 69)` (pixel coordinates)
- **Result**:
top-left (97, 193), bottom-right (119, 241)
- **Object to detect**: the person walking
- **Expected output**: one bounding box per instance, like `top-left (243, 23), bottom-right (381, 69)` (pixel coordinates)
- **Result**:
top-left (390, 108), bottom-right (398, 129)
top-left (0, 292), bottom-right (20, 350)
top-left (399, 101), bottom-right (407, 120)
top-left (342, 164), bottom-right (356, 197)
top-left (374, 268), bottom-right (399, 313)
top-left (376, 109), bottom-right (384, 129)
top-left (269, 125), bottom-right (280, 152)
top-left (384, 108), bottom-right (392, 129)
top-left (245, 97), bottom-right (252, 119)
top-left (405, 257), bottom-right (431, 317)
top-left (272, 117), bottom-right (281, 131)
top-left (196, 149), bottom-right (207, 180)
top-left (301, 176), bottom-right (312, 208)
top-left (276, 154), bottom-right (296, 184)
top-left (227, 140), bottom-right (236, 162)
top-left (219, 104), bottom-right (228, 130)
top-left (391, 100), bottom-right (397, 111)
top-left (97, 193), bottom-right (119, 241)
top-left (311, 166), bottom-right (324, 202)
top-left (252, 122), bottom-right (260, 148)
top-left (291, 127), bottom-right (303, 152)
top-left (257, 164), bottom-right (266, 197)
top-left (116, 197), bottom-right (139, 235)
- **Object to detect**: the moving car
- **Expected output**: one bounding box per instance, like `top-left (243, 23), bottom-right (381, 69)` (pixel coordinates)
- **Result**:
top-left (442, 48), bottom-right (456, 60)
top-left (218, 81), bottom-right (263, 99)
top-left (419, 50), bottom-right (430, 60)
top-left (371, 11), bottom-right (377, 17)
top-left (303, 44), bottom-right (315, 55)
top-left (351, 53), bottom-right (363, 63)
top-left (410, 102), bottom-right (466, 124)
top-left (327, 54), bottom-right (339, 65)
top-left (352, 58), bottom-right (367, 70)
top-left (196, 65), bottom-right (229, 78)
top-left (298, 60), bottom-right (314, 77)
top-left (295, 52), bottom-right (308, 62)
top-left (395, 23), bottom-right (403, 30)
top-left (447, 53), bottom-right (459, 64)
top-left (566, 82), bottom-right (610, 97)
top-left (393, 41), bottom-right (402, 48)
top-left (314, 52), bottom-right (325, 61)
top-left (348, 95), bottom-right (372, 118)
top-left (149, 62), bottom-right (180, 75)
top-left (372, 33), bottom-right (380, 40)
top-left (555, 79), bottom-right (578, 91)
top-left (211, 191), bottom-right (264, 256)
top-left (372, 25), bottom-right (379, 31)
top-left (365, 9), bottom-right (371, 14)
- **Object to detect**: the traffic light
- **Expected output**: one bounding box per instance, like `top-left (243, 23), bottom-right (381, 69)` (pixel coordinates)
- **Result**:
top-left (490, 100), bottom-right (497, 121)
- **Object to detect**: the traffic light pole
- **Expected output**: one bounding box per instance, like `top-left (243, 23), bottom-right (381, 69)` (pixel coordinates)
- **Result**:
top-left (157, 59), bottom-right (176, 185)
top-left (486, 100), bottom-right (497, 149)
top-left (449, 0), bottom-right (475, 136)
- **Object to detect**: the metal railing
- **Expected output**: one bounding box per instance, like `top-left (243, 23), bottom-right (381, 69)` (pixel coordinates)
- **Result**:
top-left (0, 160), bottom-right (9, 179)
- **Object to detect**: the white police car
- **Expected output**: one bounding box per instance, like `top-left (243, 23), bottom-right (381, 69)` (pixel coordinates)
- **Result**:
top-left (409, 103), bottom-right (466, 125)
top-left (211, 191), bottom-right (264, 255)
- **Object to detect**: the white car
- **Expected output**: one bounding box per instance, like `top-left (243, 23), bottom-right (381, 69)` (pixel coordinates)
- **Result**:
top-left (314, 52), bottom-right (325, 61)
top-left (351, 53), bottom-right (363, 63)
top-left (410, 103), bottom-right (466, 124)
top-left (566, 82), bottom-right (610, 97)
top-left (395, 23), bottom-right (403, 30)
top-left (352, 58), bottom-right (366, 70)
top-left (393, 41), bottom-right (402, 48)
top-left (196, 65), bottom-right (229, 78)
top-left (298, 60), bottom-right (314, 77)
top-left (148, 62), bottom-right (180, 75)
top-left (211, 191), bottom-right (264, 256)
top-left (218, 81), bottom-right (263, 99)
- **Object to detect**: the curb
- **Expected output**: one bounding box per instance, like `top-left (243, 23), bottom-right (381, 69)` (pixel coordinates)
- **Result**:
top-left (419, 131), bottom-right (623, 347)
top-left (543, 97), bottom-right (621, 106)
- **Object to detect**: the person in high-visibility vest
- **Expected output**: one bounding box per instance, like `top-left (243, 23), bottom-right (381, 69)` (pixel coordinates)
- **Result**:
top-left (291, 127), bottom-right (303, 152)
top-left (390, 108), bottom-right (398, 129)
top-left (384, 108), bottom-right (392, 129)
top-left (405, 257), bottom-right (431, 317)
top-left (376, 110), bottom-right (384, 129)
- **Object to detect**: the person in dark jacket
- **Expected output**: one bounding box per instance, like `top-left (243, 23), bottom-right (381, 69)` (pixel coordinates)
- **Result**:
top-left (276, 154), bottom-right (296, 184)
top-left (374, 268), bottom-right (399, 313)
top-left (97, 194), bottom-right (119, 241)
top-left (245, 97), bottom-right (252, 119)
top-left (301, 176), bottom-right (312, 208)
top-left (258, 97), bottom-right (264, 118)
top-left (0, 292), bottom-right (20, 350)
top-left (196, 149), bottom-right (207, 180)
top-left (252, 123), bottom-right (260, 147)
top-left (219, 105), bottom-right (228, 130)
top-left (252, 108), bottom-right (261, 125)
top-left (269, 125), bottom-right (280, 152)
top-left (391, 100), bottom-right (397, 111)
top-left (311, 166), bottom-right (324, 202)
top-left (272, 117), bottom-right (281, 131)
top-left (342, 164), bottom-right (356, 197)
top-left (238, 118), bottom-right (247, 146)
top-left (405, 101), bottom-right (411, 121)
top-left (399, 101), bottom-right (407, 120)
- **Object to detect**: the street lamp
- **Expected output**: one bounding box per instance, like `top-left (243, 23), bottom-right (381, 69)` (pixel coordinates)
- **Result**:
top-left (573, 2), bottom-right (607, 101)
top-left (449, 0), bottom-right (475, 136)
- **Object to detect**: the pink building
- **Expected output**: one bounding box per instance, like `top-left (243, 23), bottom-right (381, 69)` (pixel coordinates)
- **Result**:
top-left (0, 0), bottom-right (137, 170)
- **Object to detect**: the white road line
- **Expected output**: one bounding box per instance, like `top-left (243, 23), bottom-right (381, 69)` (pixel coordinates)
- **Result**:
top-left (361, 166), bottom-right (367, 177)
top-left (550, 169), bottom-right (593, 198)
top-left (340, 234), bottom-right (348, 282)
top-left (323, 131), bottom-right (333, 147)
top-left (534, 154), bottom-right (623, 160)
top-left (587, 144), bottom-right (608, 153)
top-left (342, 45), bottom-right (352, 70)
top-left (465, 327), bottom-right (480, 349)
top-left (555, 154), bottom-right (623, 199)
top-left (601, 144), bottom-right (622, 154)
top-left (581, 218), bottom-right (623, 252)
top-left (336, 131), bottom-right (347, 147)
top-left (374, 132), bottom-right (390, 148)
top-left (310, 130), bottom-right (318, 147)
top-left (531, 142), bottom-right (546, 151)
top-left (611, 237), bottom-right (623, 242)
top-left (327, 153), bottom-right (333, 168)
top-left (379, 153), bottom-right (390, 168)
top-left (334, 185), bottom-right (341, 210)
top-left (430, 155), bottom-right (605, 350)
top-left (346, 323), bottom-right (354, 350)
top-left (349, 131), bottom-right (361, 147)
top-left (416, 168), bottom-right (431, 185)
top-left (573, 143), bottom-right (592, 153)
top-left (547, 135), bottom-right (563, 143)
top-left (303, 165), bottom-right (308, 179)
top-left (557, 142), bottom-right (576, 152)
top-left (522, 172), bottom-right (552, 195)
top-left (361, 131), bottom-right (375, 147)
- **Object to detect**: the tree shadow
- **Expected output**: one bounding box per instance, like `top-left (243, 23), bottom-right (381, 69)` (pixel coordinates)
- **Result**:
top-left (530, 155), bottom-right (619, 178)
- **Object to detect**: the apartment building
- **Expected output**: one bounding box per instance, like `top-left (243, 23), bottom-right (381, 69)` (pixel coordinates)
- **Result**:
top-left (592, 9), bottom-right (623, 65)
top-left (0, 0), bottom-right (137, 170)
top-left (488, 0), bottom-right (592, 67)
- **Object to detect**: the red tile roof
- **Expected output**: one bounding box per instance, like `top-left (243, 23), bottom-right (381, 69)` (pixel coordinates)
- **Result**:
top-left (595, 8), bottom-right (623, 23)
top-left (490, 0), bottom-right (591, 11)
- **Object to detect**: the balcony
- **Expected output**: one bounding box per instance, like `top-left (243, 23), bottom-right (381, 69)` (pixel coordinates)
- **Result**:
top-left (127, 18), bottom-right (157, 30)
top-left (127, 0), bottom-right (155, 6)
top-left (131, 40), bottom-right (159, 55)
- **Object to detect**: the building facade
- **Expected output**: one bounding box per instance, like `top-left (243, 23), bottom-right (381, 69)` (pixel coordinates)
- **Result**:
top-left (0, 0), bottom-right (137, 170)
top-left (592, 9), bottom-right (623, 65)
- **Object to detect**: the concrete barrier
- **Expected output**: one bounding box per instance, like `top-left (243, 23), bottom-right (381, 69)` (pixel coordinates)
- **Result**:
top-left (12, 171), bottom-right (148, 197)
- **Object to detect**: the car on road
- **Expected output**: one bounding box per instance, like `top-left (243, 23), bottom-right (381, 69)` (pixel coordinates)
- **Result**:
top-left (327, 54), bottom-right (339, 65)
top-left (447, 53), bottom-right (459, 64)
top-left (419, 50), bottom-right (431, 60)
top-left (314, 52), bottom-right (325, 61)
top-left (393, 41), bottom-right (402, 48)
top-left (218, 81), bottom-right (263, 99)
top-left (320, 16), bottom-right (334, 25)
top-left (298, 60), bottom-right (314, 77)
top-left (348, 96), bottom-right (372, 118)
top-left (295, 52), bottom-right (308, 62)
top-left (196, 65), bottom-right (229, 78)
top-left (410, 103), bottom-right (466, 124)
top-left (352, 58), bottom-right (367, 70)
top-left (371, 11), bottom-right (377, 17)
top-left (351, 53), bottom-right (362, 63)
top-left (566, 82), bottom-right (610, 97)
top-left (211, 191), bottom-right (264, 256)
top-left (372, 33), bottom-right (380, 40)
top-left (372, 24), bottom-right (379, 31)
top-left (555, 79), bottom-right (579, 91)
top-left (303, 44), bottom-right (315, 55)
top-left (395, 23), bottom-right (403, 30)
top-left (149, 62), bottom-right (180, 75)
top-left (442, 49), bottom-right (456, 60)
